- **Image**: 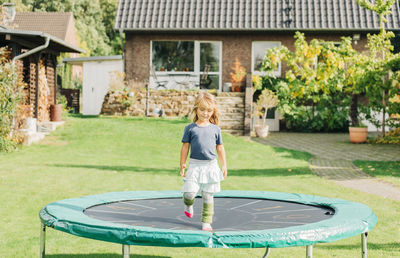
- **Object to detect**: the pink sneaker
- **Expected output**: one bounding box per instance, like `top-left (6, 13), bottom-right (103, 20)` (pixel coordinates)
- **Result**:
top-left (184, 206), bottom-right (193, 218)
top-left (202, 222), bottom-right (213, 231)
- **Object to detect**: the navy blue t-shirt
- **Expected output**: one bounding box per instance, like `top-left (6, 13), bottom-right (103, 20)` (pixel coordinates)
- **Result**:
top-left (181, 123), bottom-right (223, 160)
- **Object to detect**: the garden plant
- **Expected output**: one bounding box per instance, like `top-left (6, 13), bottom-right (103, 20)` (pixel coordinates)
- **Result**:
top-left (0, 47), bottom-right (25, 152)
top-left (253, 89), bottom-right (279, 137)
top-left (356, 0), bottom-right (400, 136)
top-left (261, 32), bottom-right (355, 132)
top-left (260, 0), bottom-right (400, 139)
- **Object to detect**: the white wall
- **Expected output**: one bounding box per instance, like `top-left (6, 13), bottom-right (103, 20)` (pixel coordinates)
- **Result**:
top-left (82, 60), bottom-right (123, 115)
top-left (361, 111), bottom-right (394, 132)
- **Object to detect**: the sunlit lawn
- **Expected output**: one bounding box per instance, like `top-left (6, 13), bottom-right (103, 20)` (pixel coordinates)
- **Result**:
top-left (354, 160), bottom-right (400, 187)
top-left (0, 115), bottom-right (399, 257)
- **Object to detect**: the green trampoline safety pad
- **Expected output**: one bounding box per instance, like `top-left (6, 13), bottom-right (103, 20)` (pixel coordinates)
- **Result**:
top-left (39, 190), bottom-right (377, 248)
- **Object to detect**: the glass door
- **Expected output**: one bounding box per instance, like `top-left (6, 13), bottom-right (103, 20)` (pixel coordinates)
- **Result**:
top-left (198, 41), bottom-right (221, 90)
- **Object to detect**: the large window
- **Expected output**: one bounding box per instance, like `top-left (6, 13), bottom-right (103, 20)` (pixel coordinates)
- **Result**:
top-left (252, 41), bottom-right (281, 76)
top-left (152, 41), bottom-right (194, 72)
top-left (151, 41), bottom-right (221, 90)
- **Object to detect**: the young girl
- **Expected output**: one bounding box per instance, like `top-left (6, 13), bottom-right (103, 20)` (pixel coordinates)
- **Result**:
top-left (180, 92), bottom-right (227, 231)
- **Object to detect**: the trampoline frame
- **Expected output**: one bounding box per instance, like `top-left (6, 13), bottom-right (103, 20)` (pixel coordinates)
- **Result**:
top-left (39, 190), bottom-right (376, 257)
top-left (40, 227), bottom-right (368, 258)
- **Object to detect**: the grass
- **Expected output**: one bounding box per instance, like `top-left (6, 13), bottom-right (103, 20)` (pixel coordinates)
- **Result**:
top-left (0, 115), bottom-right (399, 257)
top-left (354, 160), bottom-right (400, 187)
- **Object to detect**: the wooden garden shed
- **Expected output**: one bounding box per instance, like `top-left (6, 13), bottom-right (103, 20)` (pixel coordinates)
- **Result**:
top-left (0, 27), bottom-right (83, 121)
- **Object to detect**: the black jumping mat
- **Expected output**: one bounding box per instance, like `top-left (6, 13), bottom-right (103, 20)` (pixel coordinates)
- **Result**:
top-left (84, 197), bottom-right (334, 231)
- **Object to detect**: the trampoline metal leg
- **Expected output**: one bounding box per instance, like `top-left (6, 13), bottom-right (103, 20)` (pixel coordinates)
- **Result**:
top-left (262, 247), bottom-right (270, 258)
top-left (40, 223), bottom-right (46, 258)
top-left (362, 232), bottom-right (368, 258)
top-left (122, 244), bottom-right (130, 258)
top-left (306, 245), bottom-right (313, 258)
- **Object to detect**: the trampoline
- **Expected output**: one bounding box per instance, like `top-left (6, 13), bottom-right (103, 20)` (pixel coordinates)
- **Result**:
top-left (39, 191), bottom-right (377, 257)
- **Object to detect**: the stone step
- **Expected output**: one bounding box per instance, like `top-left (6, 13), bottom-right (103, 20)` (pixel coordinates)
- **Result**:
top-left (220, 114), bottom-right (244, 120)
top-left (222, 129), bottom-right (244, 135)
top-left (216, 96), bottom-right (244, 102)
top-left (217, 97), bottom-right (244, 102)
top-left (217, 92), bottom-right (245, 97)
top-left (220, 123), bottom-right (244, 130)
top-left (218, 107), bottom-right (245, 113)
top-left (218, 98), bottom-right (244, 102)
top-left (219, 118), bottom-right (244, 124)
top-left (218, 104), bottom-right (244, 109)
top-left (21, 132), bottom-right (47, 146)
top-left (219, 104), bottom-right (245, 109)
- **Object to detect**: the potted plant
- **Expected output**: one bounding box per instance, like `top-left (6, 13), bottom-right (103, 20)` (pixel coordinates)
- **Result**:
top-left (230, 58), bottom-right (247, 92)
top-left (254, 89), bottom-right (279, 137)
top-left (349, 122), bottom-right (368, 143)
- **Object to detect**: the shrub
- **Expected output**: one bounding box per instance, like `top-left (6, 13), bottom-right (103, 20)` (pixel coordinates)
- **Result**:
top-left (0, 48), bottom-right (25, 152)
top-left (368, 127), bottom-right (400, 144)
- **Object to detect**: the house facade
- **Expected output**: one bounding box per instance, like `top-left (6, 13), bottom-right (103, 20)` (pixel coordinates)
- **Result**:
top-left (115, 0), bottom-right (400, 91)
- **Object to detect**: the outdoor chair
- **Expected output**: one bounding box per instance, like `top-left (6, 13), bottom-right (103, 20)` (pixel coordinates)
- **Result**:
top-left (150, 66), bottom-right (168, 89)
top-left (199, 64), bottom-right (212, 89)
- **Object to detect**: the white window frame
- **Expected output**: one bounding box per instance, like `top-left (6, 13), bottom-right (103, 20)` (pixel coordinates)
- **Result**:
top-left (252, 41), bottom-right (281, 77)
top-left (150, 40), bottom-right (222, 91)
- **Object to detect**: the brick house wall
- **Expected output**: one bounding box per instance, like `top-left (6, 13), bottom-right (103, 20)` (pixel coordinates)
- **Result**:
top-left (124, 31), bottom-right (369, 84)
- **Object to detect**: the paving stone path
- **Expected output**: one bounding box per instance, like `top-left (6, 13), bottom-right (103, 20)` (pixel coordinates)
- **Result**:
top-left (253, 132), bottom-right (400, 201)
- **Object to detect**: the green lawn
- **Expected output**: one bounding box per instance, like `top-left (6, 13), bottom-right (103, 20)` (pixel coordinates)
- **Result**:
top-left (354, 160), bottom-right (400, 187)
top-left (0, 115), bottom-right (399, 257)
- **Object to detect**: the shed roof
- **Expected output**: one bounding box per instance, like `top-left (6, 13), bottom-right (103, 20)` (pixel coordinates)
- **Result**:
top-left (0, 28), bottom-right (84, 53)
top-left (13, 12), bottom-right (74, 41)
top-left (62, 55), bottom-right (123, 65)
top-left (115, 0), bottom-right (400, 31)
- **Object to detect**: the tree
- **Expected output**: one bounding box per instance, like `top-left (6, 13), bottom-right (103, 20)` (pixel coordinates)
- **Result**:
top-left (356, 0), bottom-right (400, 135)
top-left (261, 32), bottom-right (355, 132)
top-left (99, 0), bottom-right (122, 55)
top-left (19, 0), bottom-right (115, 56)
top-left (1, 0), bottom-right (122, 55)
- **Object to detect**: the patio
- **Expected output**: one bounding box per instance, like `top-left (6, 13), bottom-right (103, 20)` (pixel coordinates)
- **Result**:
top-left (253, 132), bottom-right (400, 201)
top-left (253, 132), bottom-right (400, 161)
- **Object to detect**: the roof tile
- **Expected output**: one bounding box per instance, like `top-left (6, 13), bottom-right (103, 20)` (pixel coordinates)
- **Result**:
top-left (13, 12), bottom-right (73, 40)
top-left (115, 0), bottom-right (400, 31)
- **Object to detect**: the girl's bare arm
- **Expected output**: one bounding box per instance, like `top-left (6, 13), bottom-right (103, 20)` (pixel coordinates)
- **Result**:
top-left (216, 144), bottom-right (227, 178)
top-left (180, 143), bottom-right (190, 176)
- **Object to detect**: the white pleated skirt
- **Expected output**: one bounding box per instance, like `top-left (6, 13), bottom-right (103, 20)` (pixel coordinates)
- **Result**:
top-left (182, 158), bottom-right (224, 193)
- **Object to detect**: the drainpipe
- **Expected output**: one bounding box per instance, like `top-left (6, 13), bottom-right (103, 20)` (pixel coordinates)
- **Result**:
top-left (9, 35), bottom-right (50, 138)
top-left (119, 29), bottom-right (125, 72)
top-left (12, 35), bottom-right (50, 64)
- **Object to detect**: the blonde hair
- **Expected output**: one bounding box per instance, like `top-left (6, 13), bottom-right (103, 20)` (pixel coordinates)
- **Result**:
top-left (192, 92), bottom-right (219, 125)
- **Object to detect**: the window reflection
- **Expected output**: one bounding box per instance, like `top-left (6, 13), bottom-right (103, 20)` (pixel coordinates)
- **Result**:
top-left (200, 42), bottom-right (220, 72)
top-left (152, 41), bottom-right (194, 72)
top-left (200, 74), bottom-right (219, 90)
top-left (253, 42), bottom-right (280, 72)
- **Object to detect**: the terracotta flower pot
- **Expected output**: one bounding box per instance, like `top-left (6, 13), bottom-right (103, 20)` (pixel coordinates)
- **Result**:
top-left (255, 125), bottom-right (269, 138)
top-left (231, 81), bottom-right (245, 92)
top-left (50, 104), bottom-right (63, 122)
top-left (349, 127), bottom-right (368, 143)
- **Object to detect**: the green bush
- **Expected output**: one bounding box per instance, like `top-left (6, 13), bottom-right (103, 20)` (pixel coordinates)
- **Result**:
top-left (367, 127), bottom-right (400, 144)
top-left (0, 48), bottom-right (24, 152)
top-left (258, 77), bottom-right (350, 132)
